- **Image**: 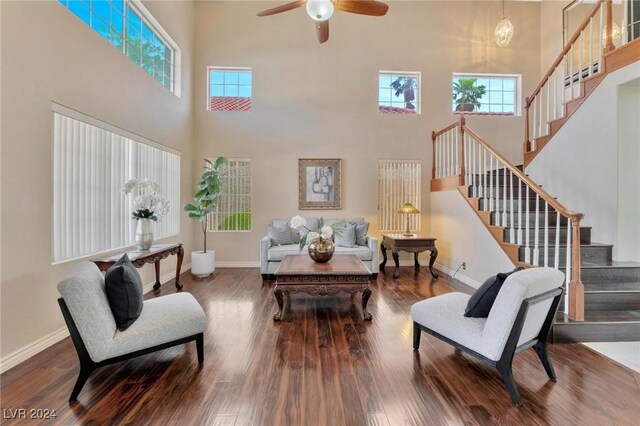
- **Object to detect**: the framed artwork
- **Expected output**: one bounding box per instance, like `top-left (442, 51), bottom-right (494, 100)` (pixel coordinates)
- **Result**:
top-left (298, 159), bottom-right (342, 210)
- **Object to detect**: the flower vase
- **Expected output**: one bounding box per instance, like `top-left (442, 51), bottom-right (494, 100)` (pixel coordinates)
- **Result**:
top-left (136, 218), bottom-right (155, 251)
top-left (308, 238), bottom-right (335, 263)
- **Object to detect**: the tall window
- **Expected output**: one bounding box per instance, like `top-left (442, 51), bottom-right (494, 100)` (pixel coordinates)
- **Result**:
top-left (378, 160), bottom-right (421, 232)
top-left (208, 159), bottom-right (252, 232)
top-left (379, 71), bottom-right (421, 114)
top-left (58, 0), bottom-right (180, 95)
top-left (452, 73), bottom-right (520, 115)
top-left (52, 104), bottom-right (180, 263)
top-left (208, 67), bottom-right (253, 112)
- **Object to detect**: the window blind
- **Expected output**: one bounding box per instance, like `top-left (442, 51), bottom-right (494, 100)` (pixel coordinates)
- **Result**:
top-left (208, 158), bottom-right (252, 232)
top-left (378, 160), bottom-right (421, 232)
top-left (53, 110), bottom-right (180, 263)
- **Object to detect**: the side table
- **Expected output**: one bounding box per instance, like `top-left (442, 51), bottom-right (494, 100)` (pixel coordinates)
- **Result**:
top-left (379, 234), bottom-right (438, 279)
top-left (92, 243), bottom-right (184, 291)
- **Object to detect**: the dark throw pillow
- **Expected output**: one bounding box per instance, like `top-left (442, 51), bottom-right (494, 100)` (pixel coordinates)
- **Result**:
top-left (105, 254), bottom-right (144, 331)
top-left (464, 267), bottom-right (524, 318)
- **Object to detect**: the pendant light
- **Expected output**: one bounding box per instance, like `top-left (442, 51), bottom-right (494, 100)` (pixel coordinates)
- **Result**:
top-left (494, 0), bottom-right (514, 48)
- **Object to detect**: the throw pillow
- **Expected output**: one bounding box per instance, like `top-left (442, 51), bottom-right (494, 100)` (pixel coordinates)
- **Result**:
top-left (335, 223), bottom-right (357, 248)
top-left (353, 222), bottom-right (370, 246)
top-left (104, 254), bottom-right (144, 331)
top-left (269, 224), bottom-right (294, 246)
top-left (464, 267), bottom-right (524, 318)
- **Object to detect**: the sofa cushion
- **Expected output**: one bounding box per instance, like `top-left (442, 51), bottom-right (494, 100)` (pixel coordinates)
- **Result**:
top-left (464, 267), bottom-right (524, 318)
top-left (269, 224), bottom-right (295, 246)
top-left (104, 254), bottom-right (144, 331)
top-left (267, 245), bottom-right (372, 262)
top-left (335, 223), bottom-right (356, 248)
top-left (353, 222), bottom-right (370, 246)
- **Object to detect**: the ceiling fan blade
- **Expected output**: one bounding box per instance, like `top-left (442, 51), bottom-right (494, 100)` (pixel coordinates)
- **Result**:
top-left (334, 0), bottom-right (389, 16)
top-left (316, 20), bottom-right (329, 44)
top-left (256, 0), bottom-right (306, 17)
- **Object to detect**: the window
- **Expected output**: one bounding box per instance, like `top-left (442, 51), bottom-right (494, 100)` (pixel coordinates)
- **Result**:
top-left (208, 159), bottom-right (252, 231)
top-left (379, 71), bottom-right (421, 114)
top-left (52, 104), bottom-right (180, 263)
top-left (452, 73), bottom-right (520, 115)
top-left (208, 68), bottom-right (253, 112)
top-left (378, 160), bottom-right (421, 232)
top-left (58, 0), bottom-right (180, 95)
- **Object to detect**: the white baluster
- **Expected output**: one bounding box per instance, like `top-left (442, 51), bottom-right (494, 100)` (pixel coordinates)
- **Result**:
top-left (622, 0), bottom-right (628, 45)
top-left (465, 134), bottom-right (470, 188)
top-left (553, 67), bottom-right (558, 120)
top-left (579, 30), bottom-right (584, 83)
top-left (509, 169), bottom-right (515, 243)
top-left (436, 136), bottom-right (440, 178)
top-left (589, 17), bottom-right (594, 77)
top-left (472, 138), bottom-right (477, 197)
top-left (544, 200), bottom-right (549, 267)
top-left (532, 96), bottom-right (537, 142)
top-left (525, 186), bottom-right (531, 263)
top-left (495, 157), bottom-right (500, 226)
top-left (561, 57), bottom-right (566, 108)
top-left (565, 217), bottom-right (572, 314)
top-left (517, 178), bottom-right (523, 245)
top-left (502, 166), bottom-right (508, 226)
top-left (554, 211), bottom-right (561, 268)
top-left (455, 128), bottom-right (459, 175)
top-left (569, 45), bottom-right (574, 100)
top-left (533, 193), bottom-right (540, 266)
top-left (481, 146), bottom-right (487, 203)
top-left (599, 6), bottom-right (604, 74)
top-left (489, 154), bottom-right (494, 213)
top-left (546, 82), bottom-right (551, 135)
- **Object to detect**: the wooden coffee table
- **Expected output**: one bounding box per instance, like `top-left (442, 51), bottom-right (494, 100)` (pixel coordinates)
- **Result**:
top-left (273, 255), bottom-right (373, 322)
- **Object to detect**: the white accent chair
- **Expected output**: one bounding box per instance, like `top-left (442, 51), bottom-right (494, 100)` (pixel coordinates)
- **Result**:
top-left (57, 262), bottom-right (207, 402)
top-left (411, 267), bottom-right (565, 406)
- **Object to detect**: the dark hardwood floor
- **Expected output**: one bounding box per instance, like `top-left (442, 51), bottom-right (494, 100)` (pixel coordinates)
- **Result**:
top-left (1, 267), bottom-right (639, 425)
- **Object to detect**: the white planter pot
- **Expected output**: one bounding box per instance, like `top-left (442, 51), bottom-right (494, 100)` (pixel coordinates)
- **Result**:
top-left (191, 250), bottom-right (215, 277)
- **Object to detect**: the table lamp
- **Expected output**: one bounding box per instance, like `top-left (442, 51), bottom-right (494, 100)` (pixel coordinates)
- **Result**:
top-left (398, 202), bottom-right (420, 236)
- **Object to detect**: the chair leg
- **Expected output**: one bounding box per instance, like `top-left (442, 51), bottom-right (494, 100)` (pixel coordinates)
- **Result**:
top-left (196, 333), bottom-right (204, 364)
top-left (69, 365), bottom-right (93, 402)
top-left (533, 341), bottom-right (556, 380)
top-left (413, 322), bottom-right (421, 350)
top-left (496, 361), bottom-right (521, 407)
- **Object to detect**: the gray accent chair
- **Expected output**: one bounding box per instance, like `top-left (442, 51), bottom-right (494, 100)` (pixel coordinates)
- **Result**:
top-left (260, 217), bottom-right (379, 279)
top-left (57, 262), bottom-right (207, 402)
top-left (411, 267), bottom-right (565, 406)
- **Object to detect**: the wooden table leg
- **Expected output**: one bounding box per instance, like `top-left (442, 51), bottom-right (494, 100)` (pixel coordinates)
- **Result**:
top-left (175, 245), bottom-right (184, 290)
top-left (379, 245), bottom-right (388, 271)
top-left (429, 248), bottom-right (439, 278)
top-left (392, 249), bottom-right (400, 279)
top-left (414, 252), bottom-right (421, 270)
top-left (362, 287), bottom-right (372, 321)
top-left (153, 261), bottom-right (162, 290)
top-left (273, 287), bottom-right (284, 321)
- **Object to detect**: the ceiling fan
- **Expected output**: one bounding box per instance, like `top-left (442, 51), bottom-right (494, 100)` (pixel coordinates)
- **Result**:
top-left (256, 0), bottom-right (389, 44)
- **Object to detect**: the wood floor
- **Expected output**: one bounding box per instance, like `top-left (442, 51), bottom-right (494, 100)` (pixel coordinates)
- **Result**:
top-left (1, 267), bottom-right (639, 425)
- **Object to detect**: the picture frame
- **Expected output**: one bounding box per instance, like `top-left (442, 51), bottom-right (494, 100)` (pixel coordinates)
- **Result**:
top-left (298, 159), bottom-right (342, 210)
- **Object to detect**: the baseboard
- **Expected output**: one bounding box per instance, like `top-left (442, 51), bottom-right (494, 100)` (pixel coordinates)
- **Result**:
top-left (216, 261), bottom-right (260, 268)
top-left (433, 262), bottom-right (482, 289)
top-left (0, 264), bottom-right (191, 375)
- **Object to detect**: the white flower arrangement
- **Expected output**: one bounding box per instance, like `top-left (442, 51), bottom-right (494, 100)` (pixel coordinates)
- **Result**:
top-left (122, 178), bottom-right (169, 221)
top-left (290, 215), bottom-right (345, 251)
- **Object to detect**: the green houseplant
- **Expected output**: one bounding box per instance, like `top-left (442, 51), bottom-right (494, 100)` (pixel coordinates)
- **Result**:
top-left (390, 77), bottom-right (417, 110)
top-left (184, 156), bottom-right (227, 276)
top-left (452, 78), bottom-right (487, 112)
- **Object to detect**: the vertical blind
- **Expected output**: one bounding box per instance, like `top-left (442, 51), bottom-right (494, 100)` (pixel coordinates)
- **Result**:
top-left (53, 110), bottom-right (180, 263)
top-left (378, 160), bottom-right (421, 232)
top-left (208, 158), bottom-right (252, 232)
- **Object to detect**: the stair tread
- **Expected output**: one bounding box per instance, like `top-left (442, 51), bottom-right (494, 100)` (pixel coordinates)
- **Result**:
top-left (584, 282), bottom-right (640, 291)
top-left (555, 310), bottom-right (640, 324)
top-left (577, 261), bottom-right (640, 269)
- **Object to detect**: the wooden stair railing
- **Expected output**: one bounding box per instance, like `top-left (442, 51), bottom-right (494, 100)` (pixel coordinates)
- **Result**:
top-left (432, 117), bottom-right (585, 321)
top-left (523, 0), bottom-right (639, 166)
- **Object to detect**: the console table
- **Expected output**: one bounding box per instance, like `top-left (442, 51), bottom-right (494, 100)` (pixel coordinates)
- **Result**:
top-left (273, 255), bottom-right (373, 322)
top-left (91, 243), bottom-right (184, 291)
top-left (379, 234), bottom-right (438, 279)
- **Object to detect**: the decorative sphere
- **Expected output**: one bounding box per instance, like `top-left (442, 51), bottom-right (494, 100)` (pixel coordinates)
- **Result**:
top-left (308, 238), bottom-right (335, 263)
top-left (306, 0), bottom-right (334, 22)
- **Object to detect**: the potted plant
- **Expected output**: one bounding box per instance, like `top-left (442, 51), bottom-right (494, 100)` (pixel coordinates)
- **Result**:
top-left (453, 78), bottom-right (487, 112)
top-left (390, 77), bottom-right (417, 110)
top-left (184, 157), bottom-right (227, 277)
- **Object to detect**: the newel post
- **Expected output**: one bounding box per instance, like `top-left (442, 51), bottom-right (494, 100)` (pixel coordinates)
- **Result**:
top-left (604, 0), bottom-right (615, 53)
top-left (431, 131), bottom-right (437, 180)
top-left (568, 214), bottom-right (585, 321)
top-left (524, 97), bottom-right (531, 153)
top-left (458, 116), bottom-right (466, 186)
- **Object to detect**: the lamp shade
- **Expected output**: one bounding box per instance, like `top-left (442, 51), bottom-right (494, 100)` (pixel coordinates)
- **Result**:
top-left (398, 202), bottom-right (420, 214)
top-left (306, 0), bottom-right (334, 22)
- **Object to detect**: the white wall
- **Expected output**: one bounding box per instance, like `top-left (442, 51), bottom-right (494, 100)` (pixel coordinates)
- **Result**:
top-left (0, 1), bottom-right (195, 365)
top-left (526, 63), bottom-right (640, 256)
top-left (617, 79), bottom-right (640, 262)
top-left (430, 190), bottom-right (516, 288)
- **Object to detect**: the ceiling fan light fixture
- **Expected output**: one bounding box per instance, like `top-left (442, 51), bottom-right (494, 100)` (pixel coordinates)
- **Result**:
top-left (306, 0), bottom-right (334, 21)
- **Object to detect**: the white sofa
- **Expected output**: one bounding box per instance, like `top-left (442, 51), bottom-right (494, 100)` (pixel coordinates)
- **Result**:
top-left (260, 217), bottom-right (379, 279)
